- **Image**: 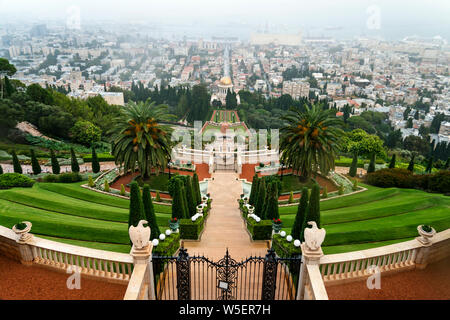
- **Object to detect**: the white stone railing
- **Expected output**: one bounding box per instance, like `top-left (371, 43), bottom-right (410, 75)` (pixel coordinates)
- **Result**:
top-left (303, 264), bottom-right (329, 300)
top-left (31, 237), bottom-right (134, 283)
top-left (0, 225), bottom-right (133, 284)
top-left (318, 228), bottom-right (450, 286)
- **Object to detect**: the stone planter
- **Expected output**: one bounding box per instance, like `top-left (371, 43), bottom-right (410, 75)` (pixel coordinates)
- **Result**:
top-left (272, 222), bottom-right (282, 234)
top-left (243, 197), bottom-right (249, 205)
top-left (417, 225), bottom-right (436, 245)
top-left (247, 206), bottom-right (255, 215)
top-left (169, 220), bottom-right (180, 233)
top-left (12, 221), bottom-right (33, 242)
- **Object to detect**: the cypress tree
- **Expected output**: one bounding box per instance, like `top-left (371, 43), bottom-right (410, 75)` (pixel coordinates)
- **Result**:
top-left (50, 149), bottom-right (60, 174)
top-left (288, 191), bottom-right (294, 204)
top-left (155, 190), bottom-right (161, 202)
top-left (445, 158), bottom-right (450, 170)
top-left (185, 176), bottom-right (196, 217)
top-left (265, 183), bottom-right (279, 220)
top-left (192, 173), bottom-right (201, 205)
top-left (70, 147), bottom-right (80, 173)
top-left (249, 174), bottom-right (259, 205)
top-left (128, 182), bottom-right (145, 230)
top-left (91, 147), bottom-right (100, 173)
top-left (104, 180), bottom-right (110, 192)
top-left (12, 150), bottom-right (22, 174)
top-left (88, 175), bottom-right (94, 187)
top-left (291, 187), bottom-right (309, 241)
top-left (349, 153), bottom-right (358, 177)
top-left (425, 157), bottom-right (433, 173)
top-left (255, 178), bottom-right (266, 217)
top-left (407, 155), bottom-right (415, 172)
top-left (367, 153), bottom-right (376, 174)
top-left (172, 179), bottom-right (187, 220)
top-left (120, 184), bottom-right (126, 196)
top-left (142, 184), bottom-right (160, 240)
top-left (30, 149), bottom-right (41, 175)
top-left (389, 154), bottom-right (396, 169)
top-left (306, 184), bottom-right (321, 229)
top-left (322, 186), bottom-right (328, 198)
top-left (0, 164), bottom-right (3, 175)
top-left (261, 182), bottom-right (273, 220)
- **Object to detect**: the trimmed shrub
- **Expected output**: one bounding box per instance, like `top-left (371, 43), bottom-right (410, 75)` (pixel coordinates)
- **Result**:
top-left (192, 173), bottom-right (201, 205)
top-left (104, 180), bottom-right (110, 192)
top-left (352, 179), bottom-right (358, 191)
top-left (0, 165), bottom-right (3, 175)
top-left (185, 176), bottom-right (196, 218)
top-left (246, 218), bottom-right (272, 240)
top-left (322, 186), bottom-right (328, 199)
top-left (255, 178), bottom-right (266, 217)
top-left (291, 187), bottom-right (308, 241)
top-left (272, 234), bottom-right (301, 258)
top-left (120, 184), bottom-right (126, 196)
top-left (180, 216), bottom-right (205, 240)
top-left (389, 154), bottom-right (396, 169)
top-left (91, 147), bottom-right (100, 173)
top-left (128, 182), bottom-right (145, 229)
top-left (12, 150), bottom-right (22, 174)
top-left (306, 183), bottom-right (321, 228)
top-left (152, 232), bottom-right (180, 256)
top-left (265, 183), bottom-right (279, 220)
top-left (426, 157), bottom-right (433, 174)
top-left (367, 153), bottom-right (376, 174)
top-left (57, 172), bottom-right (82, 183)
top-left (288, 191), bottom-right (294, 204)
top-left (425, 171), bottom-right (450, 194)
top-left (30, 149), bottom-right (41, 175)
top-left (249, 174), bottom-right (259, 206)
top-left (88, 175), bottom-right (94, 187)
top-left (367, 168), bottom-right (414, 189)
top-left (407, 155), bottom-right (415, 172)
top-left (349, 153), bottom-right (358, 177)
top-left (0, 173), bottom-right (35, 189)
top-left (43, 174), bottom-right (59, 183)
top-left (142, 184), bottom-right (160, 240)
top-left (50, 149), bottom-right (60, 175)
top-left (70, 147), bottom-right (80, 173)
top-left (338, 184), bottom-right (344, 195)
top-left (155, 190), bottom-right (161, 202)
top-left (172, 179), bottom-right (187, 220)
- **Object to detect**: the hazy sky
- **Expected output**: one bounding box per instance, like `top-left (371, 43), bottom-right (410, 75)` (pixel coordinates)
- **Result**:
top-left (1, 0), bottom-right (449, 39)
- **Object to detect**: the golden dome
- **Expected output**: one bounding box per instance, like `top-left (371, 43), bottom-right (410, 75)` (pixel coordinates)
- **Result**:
top-left (220, 76), bottom-right (232, 86)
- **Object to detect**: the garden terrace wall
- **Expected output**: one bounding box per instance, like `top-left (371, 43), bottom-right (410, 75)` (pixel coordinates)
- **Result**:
top-left (0, 226), bottom-right (21, 262)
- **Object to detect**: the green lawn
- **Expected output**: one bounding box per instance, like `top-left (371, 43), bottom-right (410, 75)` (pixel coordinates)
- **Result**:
top-left (0, 182), bottom-right (172, 253)
top-left (136, 173), bottom-right (171, 192)
top-left (279, 184), bottom-right (450, 254)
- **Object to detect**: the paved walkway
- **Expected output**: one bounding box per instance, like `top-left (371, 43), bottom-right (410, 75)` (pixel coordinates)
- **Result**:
top-left (184, 172), bottom-right (268, 261)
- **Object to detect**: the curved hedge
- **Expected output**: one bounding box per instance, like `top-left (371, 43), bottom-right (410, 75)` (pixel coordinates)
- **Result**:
top-left (367, 168), bottom-right (450, 194)
top-left (0, 173), bottom-right (35, 189)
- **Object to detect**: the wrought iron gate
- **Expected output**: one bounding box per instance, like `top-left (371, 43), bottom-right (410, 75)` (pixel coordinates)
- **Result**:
top-left (152, 248), bottom-right (302, 300)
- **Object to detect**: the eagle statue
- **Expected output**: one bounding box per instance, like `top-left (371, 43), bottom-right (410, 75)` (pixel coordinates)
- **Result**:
top-left (129, 220), bottom-right (151, 250)
top-left (304, 221), bottom-right (326, 251)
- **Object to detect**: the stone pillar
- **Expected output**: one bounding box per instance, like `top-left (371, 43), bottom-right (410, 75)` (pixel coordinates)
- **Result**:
top-left (296, 221), bottom-right (326, 300)
top-left (13, 222), bottom-right (35, 266)
top-left (130, 243), bottom-right (155, 300)
top-left (415, 225), bottom-right (436, 270)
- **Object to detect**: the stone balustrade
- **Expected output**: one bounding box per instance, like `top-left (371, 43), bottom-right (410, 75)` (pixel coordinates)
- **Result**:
top-left (0, 225), bottom-right (133, 284)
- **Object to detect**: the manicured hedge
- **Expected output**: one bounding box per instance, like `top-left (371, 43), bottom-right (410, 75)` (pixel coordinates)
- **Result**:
top-left (0, 173), bottom-right (35, 189)
top-left (367, 169), bottom-right (450, 194)
top-left (179, 200), bottom-right (211, 240)
top-left (153, 232), bottom-right (180, 256)
top-left (179, 216), bottom-right (205, 240)
top-left (82, 153), bottom-right (115, 163)
top-left (272, 234), bottom-right (301, 258)
top-left (246, 218), bottom-right (272, 240)
top-left (41, 173), bottom-right (83, 183)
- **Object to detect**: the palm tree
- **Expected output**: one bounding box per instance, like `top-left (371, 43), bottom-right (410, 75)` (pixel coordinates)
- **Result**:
top-left (111, 101), bottom-right (175, 179)
top-left (280, 104), bottom-right (343, 181)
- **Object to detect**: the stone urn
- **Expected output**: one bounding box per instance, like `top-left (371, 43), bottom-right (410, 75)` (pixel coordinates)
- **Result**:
top-left (248, 206), bottom-right (255, 215)
top-left (417, 225), bottom-right (436, 245)
top-left (202, 196), bottom-right (208, 204)
top-left (272, 219), bottom-right (283, 234)
top-left (169, 219), bottom-right (179, 233)
top-left (12, 221), bottom-right (33, 242)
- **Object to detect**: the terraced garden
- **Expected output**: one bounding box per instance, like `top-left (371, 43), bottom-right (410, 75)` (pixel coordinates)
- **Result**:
top-left (279, 184), bottom-right (450, 254)
top-left (0, 182), bottom-right (172, 253)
